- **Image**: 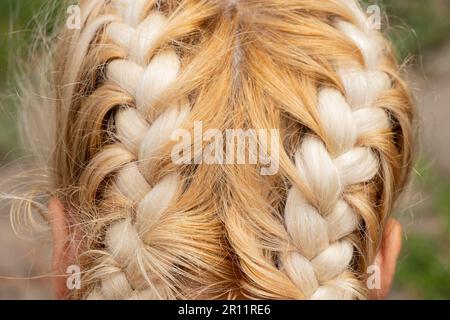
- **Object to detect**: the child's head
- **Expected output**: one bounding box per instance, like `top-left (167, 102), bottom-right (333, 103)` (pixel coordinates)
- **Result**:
top-left (18, 0), bottom-right (414, 299)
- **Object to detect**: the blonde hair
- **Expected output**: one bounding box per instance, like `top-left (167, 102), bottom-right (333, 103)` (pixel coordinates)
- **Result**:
top-left (16, 0), bottom-right (414, 299)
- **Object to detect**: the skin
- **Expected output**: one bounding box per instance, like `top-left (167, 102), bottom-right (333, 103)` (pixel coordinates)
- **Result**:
top-left (49, 197), bottom-right (403, 300)
top-left (49, 198), bottom-right (74, 299)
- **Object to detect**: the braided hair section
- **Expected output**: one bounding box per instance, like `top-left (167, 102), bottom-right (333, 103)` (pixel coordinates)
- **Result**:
top-left (280, 0), bottom-right (412, 299)
top-left (50, 0), bottom-right (238, 299)
top-left (84, 0), bottom-right (188, 299)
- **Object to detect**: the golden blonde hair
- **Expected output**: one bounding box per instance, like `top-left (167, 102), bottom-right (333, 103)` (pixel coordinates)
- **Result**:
top-left (16, 0), bottom-right (414, 299)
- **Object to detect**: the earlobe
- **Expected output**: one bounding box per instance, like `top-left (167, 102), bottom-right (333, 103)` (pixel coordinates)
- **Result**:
top-left (49, 197), bottom-right (70, 299)
top-left (371, 218), bottom-right (403, 300)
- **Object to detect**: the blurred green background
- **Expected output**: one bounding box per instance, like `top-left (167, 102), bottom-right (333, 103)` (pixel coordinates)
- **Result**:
top-left (0, 0), bottom-right (449, 299)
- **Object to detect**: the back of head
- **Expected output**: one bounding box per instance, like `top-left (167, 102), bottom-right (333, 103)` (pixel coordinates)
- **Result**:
top-left (18, 0), bottom-right (414, 299)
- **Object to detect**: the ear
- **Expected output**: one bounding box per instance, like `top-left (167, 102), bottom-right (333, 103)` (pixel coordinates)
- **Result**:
top-left (370, 218), bottom-right (403, 299)
top-left (49, 197), bottom-right (73, 299)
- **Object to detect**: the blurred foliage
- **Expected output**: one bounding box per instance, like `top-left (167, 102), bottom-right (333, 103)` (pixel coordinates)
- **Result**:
top-left (0, 0), bottom-right (449, 299)
top-left (372, 0), bottom-right (450, 59)
top-left (0, 0), bottom-right (50, 159)
top-left (395, 163), bottom-right (450, 299)
top-left (372, 0), bottom-right (450, 299)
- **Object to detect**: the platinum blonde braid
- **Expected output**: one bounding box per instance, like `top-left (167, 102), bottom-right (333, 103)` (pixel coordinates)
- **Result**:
top-left (282, 0), bottom-right (394, 299)
top-left (86, 0), bottom-right (188, 299)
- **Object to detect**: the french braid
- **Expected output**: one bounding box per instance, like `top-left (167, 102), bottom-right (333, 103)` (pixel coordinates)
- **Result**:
top-left (52, 0), bottom-right (239, 299)
top-left (219, 0), bottom-right (413, 299)
top-left (87, 0), bottom-right (189, 299)
top-left (281, 0), bottom-right (396, 299)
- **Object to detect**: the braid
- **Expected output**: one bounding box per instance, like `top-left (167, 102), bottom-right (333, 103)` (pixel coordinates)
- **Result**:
top-left (53, 0), bottom-right (239, 299)
top-left (217, 0), bottom-right (413, 299)
top-left (84, 1), bottom-right (191, 299)
top-left (280, 0), bottom-right (411, 299)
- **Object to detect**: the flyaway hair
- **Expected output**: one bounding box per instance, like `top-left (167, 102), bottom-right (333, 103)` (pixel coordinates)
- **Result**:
top-left (15, 0), bottom-right (414, 299)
